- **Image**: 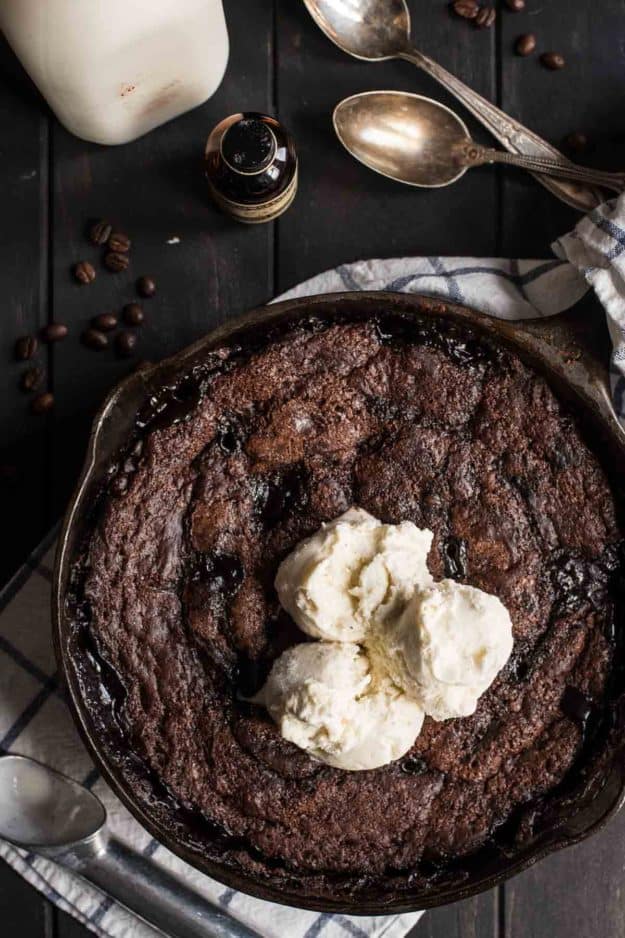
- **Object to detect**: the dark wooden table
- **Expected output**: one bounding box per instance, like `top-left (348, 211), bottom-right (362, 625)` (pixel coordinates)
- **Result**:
top-left (1, 1), bottom-right (625, 935)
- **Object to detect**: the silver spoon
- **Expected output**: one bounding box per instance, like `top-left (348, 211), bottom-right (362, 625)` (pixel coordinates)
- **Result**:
top-left (334, 91), bottom-right (625, 193)
top-left (303, 0), bottom-right (605, 211)
top-left (0, 754), bottom-right (259, 938)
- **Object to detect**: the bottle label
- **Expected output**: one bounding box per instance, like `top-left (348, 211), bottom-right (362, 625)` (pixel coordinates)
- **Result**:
top-left (208, 165), bottom-right (298, 224)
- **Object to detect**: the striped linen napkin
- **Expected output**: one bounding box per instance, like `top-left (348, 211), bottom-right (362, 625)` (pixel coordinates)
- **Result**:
top-left (1, 193), bottom-right (624, 938)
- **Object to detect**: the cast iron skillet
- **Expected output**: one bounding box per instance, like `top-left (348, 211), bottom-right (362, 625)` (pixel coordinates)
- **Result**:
top-left (53, 292), bottom-right (625, 914)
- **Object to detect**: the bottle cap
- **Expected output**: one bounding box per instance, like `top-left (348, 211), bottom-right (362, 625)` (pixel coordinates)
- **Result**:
top-left (220, 117), bottom-right (277, 175)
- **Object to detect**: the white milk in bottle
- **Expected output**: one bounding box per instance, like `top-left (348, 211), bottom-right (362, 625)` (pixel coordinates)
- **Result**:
top-left (0, 0), bottom-right (229, 145)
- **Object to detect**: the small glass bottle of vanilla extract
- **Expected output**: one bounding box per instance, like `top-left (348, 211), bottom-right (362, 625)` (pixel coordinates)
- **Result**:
top-left (204, 112), bottom-right (298, 224)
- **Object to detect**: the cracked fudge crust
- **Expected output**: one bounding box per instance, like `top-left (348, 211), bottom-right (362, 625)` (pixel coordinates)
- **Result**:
top-left (69, 308), bottom-right (624, 900)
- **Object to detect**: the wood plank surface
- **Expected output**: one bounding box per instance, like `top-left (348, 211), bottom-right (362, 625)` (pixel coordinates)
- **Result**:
top-left (0, 37), bottom-right (50, 585)
top-left (505, 808), bottom-right (625, 938)
top-left (0, 31), bottom-right (54, 938)
top-left (0, 861), bottom-right (51, 936)
top-left (499, 0), bottom-right (625, 256)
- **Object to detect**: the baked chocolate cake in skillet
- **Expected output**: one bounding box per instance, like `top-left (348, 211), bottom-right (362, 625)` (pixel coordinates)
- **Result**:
top-left (66, 303), bottom-right (624, 903)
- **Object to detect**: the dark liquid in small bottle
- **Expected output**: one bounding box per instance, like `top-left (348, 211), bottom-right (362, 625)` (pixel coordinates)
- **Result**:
top-left (205, 112), bottom-right (298, 224)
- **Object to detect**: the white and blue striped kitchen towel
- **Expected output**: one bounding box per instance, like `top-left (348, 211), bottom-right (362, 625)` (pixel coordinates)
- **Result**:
top-left (1, 193), bottom-right (625, 938)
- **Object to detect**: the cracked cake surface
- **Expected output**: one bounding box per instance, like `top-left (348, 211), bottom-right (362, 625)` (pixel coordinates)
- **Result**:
top-left (70, 309), bottom-right (623, 900)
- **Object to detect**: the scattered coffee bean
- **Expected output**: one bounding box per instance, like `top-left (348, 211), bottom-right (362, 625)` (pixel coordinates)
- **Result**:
top-left (115, 330), bottom-right (138, 357)
top-left (122, 302), bottom-right (144, 326)
top-left (108, 231), bottom-right (131, 253)
top-left (505, 0), bottom-right (525, 10)
top-left (41, 322), bottom-right (68, 343)
top-left (540, 51), bottom-right (565, 70)
top-left (14, 335), bottom-right (38, 361)
top-left (31, 391), bottom-right (54, 415)
top-left (92, 312), bottom-right (118, 331)
top-left (73, 260), bottom-right (96, 284)
top-left (82, 328), bottom-right (109, 350)
top-left (475, 5), bottom-right (496, 28)
top-left (104, 251), bottom-right (130, 272)
top-left (137, 276), bottom-right (156, 298)
top-left (515, 33), bottom-right (536, 56)
top-left (88, 219), bottom-right (112, 246)
top-left (20, 366), bottom-right (44, 393)
top-left (564, 131), bottom-right (589, 153)
top-left (451, 0), bottom-right (478, 19)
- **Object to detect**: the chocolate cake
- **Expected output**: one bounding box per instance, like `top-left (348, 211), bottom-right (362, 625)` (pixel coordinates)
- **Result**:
top-left (67, 308), bottom-right (624, 902)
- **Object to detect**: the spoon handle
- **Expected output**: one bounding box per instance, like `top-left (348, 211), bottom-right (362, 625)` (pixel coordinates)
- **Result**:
top-left (63, 833), bottom-right (260, 938)
top-left (470, 145), bottom-right (625, 194)
top-left (398, 47), bottom-right (604, 211)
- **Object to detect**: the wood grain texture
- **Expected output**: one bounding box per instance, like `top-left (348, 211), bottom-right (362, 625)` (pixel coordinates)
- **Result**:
top-left (0, 859), bottom-right (51, 936)
top-left (505, 807), bottom-right (625, 938)
top-left (0, 37), bottom-right (50, 585)
top-left (498, 0), bottom-right (625, 255)
top-left (411, 888), bottom-right (499, 938)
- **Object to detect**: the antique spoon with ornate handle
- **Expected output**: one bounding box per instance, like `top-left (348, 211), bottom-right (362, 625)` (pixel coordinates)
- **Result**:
top-left (0, 755), bottom-right (260, 938)
top-left (334, 91), bottom-right (625, 193)
top-left (303, 0), bottom-right (607, 210)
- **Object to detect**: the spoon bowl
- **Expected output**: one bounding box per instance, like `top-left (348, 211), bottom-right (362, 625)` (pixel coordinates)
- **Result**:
top-left (303, 0), bottom-right (603, 209)
top-left (334, 91), bottom-right (625, 194)
top-left (302, 0), bottom-right (410, 60)
top-left (334, 90), bottom-right (470, 188)
top-left (0, 755), bottom-right (105, 851)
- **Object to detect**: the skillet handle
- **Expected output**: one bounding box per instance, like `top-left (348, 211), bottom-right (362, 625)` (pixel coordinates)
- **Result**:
top-left (499, 301), bottom-right (622, 438)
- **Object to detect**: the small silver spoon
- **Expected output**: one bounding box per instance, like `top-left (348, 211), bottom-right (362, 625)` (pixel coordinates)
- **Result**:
top-left (334, 91), bottom-right (625, 194)
top-left (303, 0), bottom-right (605, 211)
top-left (0, 755), bottom-right (259, 938)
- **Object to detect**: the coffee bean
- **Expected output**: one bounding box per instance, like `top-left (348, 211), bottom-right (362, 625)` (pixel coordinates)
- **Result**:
top-left (475, 6), bottom-right (496, 28)
top-left (115, 330), bottom-right (137, 357)
top-left (137, 276), bottom-right (156, 298)
top-left (108, 231), bottom-right (131, 253)
top-left (123, 302), bottom-right (144, 326)
top-left (73, 260), bottom-right (96, 284)
top-left (92, 312), bottom-right (118, 331)
top-left (88, 219), bottom-right (112, 246)
top-left (41, 322), bottom-right (68, 343)
top-left (540, 51), bottom-right (565, 70)
top-left (82, 328), bottom-right (109, 350)
top-left (14, 335), bottom-right (38, 361)
top-left (133, 359), bottom-right (153, 372)
top-left (505, 0), bottom-right (525, 10)
top-left (564, 131), bottom-right (589, 153)
top-left (515, 33), bottom-right (536, 56)
top-left (451, 0), bottom-right (478, 19)
top-left (104, 251), bottom-right (130, 272)
top-left (20, 366), bottom-right (44, 393)
top-left (31, 391), bottom-right (54, 415)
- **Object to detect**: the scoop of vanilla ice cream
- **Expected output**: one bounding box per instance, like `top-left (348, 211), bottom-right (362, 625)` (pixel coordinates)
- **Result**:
top-left (275, 507), bottom-right (433, 641)
top-left (328, 678), bottom-right (425, 771)
top-left (368, 579), bottom-right (513, 720)
top-left (257, 642), bottom-right (424, 770)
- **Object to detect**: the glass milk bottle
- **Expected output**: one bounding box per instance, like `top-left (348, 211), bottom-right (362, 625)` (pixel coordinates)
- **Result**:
top-left (0, 0), bottom-right (229, 145)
